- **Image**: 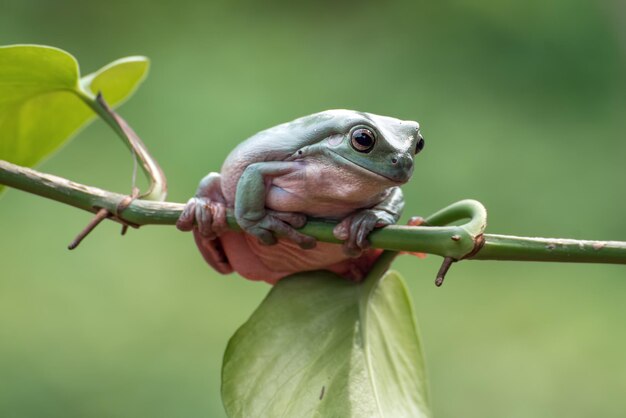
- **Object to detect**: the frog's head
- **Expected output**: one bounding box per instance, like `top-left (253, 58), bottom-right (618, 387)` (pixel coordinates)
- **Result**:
top-left (320, 110), bottom-right (424, 184)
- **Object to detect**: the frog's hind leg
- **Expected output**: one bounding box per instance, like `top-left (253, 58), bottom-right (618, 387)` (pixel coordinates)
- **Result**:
top-left (177, 173), bottom-right (233, 274)
top-left (193, 231), bottom-right (232, 274)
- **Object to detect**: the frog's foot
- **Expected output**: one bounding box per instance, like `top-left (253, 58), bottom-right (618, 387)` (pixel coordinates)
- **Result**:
top-left (177, 172), bottom-right (228, 239)
top-left (176, 196), bottom-right (227, 239)
top-left (333, 209), bottom-right (393, 257)
top-left (239, 211), bottom-right (316, 250)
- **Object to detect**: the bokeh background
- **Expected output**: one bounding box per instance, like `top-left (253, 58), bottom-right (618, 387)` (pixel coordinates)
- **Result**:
top-left (1, 0), bottom-right (625, 417)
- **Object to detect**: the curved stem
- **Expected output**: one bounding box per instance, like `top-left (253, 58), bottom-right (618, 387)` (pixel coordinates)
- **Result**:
top-left (1, 159), bottom-right (626, 265)
top-left (76, 90), bottom-right (167, 201)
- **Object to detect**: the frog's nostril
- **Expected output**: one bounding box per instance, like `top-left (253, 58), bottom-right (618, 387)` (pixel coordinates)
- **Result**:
top-left (390, 155), bottom-right (413, 181)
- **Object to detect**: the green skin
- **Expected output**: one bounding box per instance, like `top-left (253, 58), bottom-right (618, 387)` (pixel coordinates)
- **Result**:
top-left (177, 109), bottom-right (424, 283)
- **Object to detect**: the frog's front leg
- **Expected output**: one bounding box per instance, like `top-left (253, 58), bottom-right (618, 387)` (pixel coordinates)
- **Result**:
top-left (176, 172), bottom-right (227, 239)
top-left (235, 161), bottom-right (316, 249)
top-left (333, 186), bottom-right (404, 257)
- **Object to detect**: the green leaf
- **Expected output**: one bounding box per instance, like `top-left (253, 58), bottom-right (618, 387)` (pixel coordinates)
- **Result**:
top-left (222, 268), bottom-right (431, 418)
top-left (0, 44), bottom-right (149, 193)
top-left (80, 56), bottom-right (149, 106)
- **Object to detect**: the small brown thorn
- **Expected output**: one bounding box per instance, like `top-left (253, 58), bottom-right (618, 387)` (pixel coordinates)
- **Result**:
top-left (435, 256), bottom-right (455, 287)
top-left (68, 208), bottom-right (110, 250)
top-left (118, 187), bottom-right (140, 236)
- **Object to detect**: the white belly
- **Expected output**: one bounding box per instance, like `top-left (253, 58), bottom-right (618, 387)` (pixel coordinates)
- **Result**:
top-left (265, 156), bottom-right (394, 218)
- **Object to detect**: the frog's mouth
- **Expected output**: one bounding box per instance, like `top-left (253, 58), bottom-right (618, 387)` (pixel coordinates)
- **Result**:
top-left (327, 149), bottom-right (409, 185)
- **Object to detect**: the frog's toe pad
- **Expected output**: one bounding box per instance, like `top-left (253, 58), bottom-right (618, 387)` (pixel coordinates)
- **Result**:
top-left (245, 212), bottom-right (315, 249)
top-left (266, 210), bottom-right (307, 229)
top-left (176, 197), bottom-right (199, 232)
top-left (334, 210), bottom-right (384, 257)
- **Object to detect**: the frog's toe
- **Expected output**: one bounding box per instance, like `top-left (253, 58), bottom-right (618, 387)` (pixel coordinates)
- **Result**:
top-left (196, 200), bottom-right (214, 237)
top-left (210, 201), bottom-right (227, 234)
top-left (347, 217), bottom-right (376, 256)
top-left (265, 214), bottom-right (316, 249)
top-left (246, 213), bottom-right (315, 249)
top-left (198, 199), bottom-right (228, 238)
top-left (176, 197), bottom-right (226, 240)
top-left (176, 197), bottom-right (199, 232)
top-left (334, 215), bottom-right (361, 256)
top-left (355, 216), bottom-right (378, 249)
top-left (267, 211), bottom-right (307, 229)
top-left (288, 230), bottom-right (317, 249)
top-left (253, 228), bottom-right (278, 246)
top-left (336, 211), bottom-right (390, 257)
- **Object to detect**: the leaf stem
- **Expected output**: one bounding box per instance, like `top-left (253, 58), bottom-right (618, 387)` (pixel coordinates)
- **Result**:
top-left (1, 159), bottom-right (626, 266)
top-left (76, 90), bottom-right (167, 201)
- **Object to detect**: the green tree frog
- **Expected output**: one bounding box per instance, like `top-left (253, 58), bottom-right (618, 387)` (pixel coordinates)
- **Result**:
top-left (177, 110), bottom-right (424, 284)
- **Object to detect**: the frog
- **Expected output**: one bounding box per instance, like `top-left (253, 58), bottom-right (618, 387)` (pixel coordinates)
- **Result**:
top-left (176, 109), bottom-right (424, 284)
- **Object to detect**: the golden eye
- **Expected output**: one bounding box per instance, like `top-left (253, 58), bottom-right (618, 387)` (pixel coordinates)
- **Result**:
top-left (351, 128), bottom-right (376, 153)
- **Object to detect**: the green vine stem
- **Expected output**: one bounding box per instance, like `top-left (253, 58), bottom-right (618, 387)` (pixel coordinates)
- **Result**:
top-left (2, 159), bottom-right (626, 269)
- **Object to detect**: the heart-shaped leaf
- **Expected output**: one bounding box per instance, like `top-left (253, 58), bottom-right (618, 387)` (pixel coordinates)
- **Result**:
top-left (0, 44), bottom-right (149, 193)
top-left (222, 267), bottom-right (431, 418)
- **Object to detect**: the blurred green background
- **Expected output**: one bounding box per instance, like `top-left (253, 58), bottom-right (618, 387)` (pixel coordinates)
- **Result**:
top-left (1, 0), bottom-right (625, 417)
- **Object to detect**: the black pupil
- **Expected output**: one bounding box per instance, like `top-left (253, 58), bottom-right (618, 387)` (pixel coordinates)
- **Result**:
top-left (354, 131), bottom-right (373, 148)
top-left (416, 137), bottom-right (425, 153)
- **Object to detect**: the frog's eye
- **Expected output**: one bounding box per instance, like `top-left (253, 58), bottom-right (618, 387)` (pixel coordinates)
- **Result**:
top-left (351, 128), bottom-right (376, 153)
top-left (415, 135), bottom-right (425, 154)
